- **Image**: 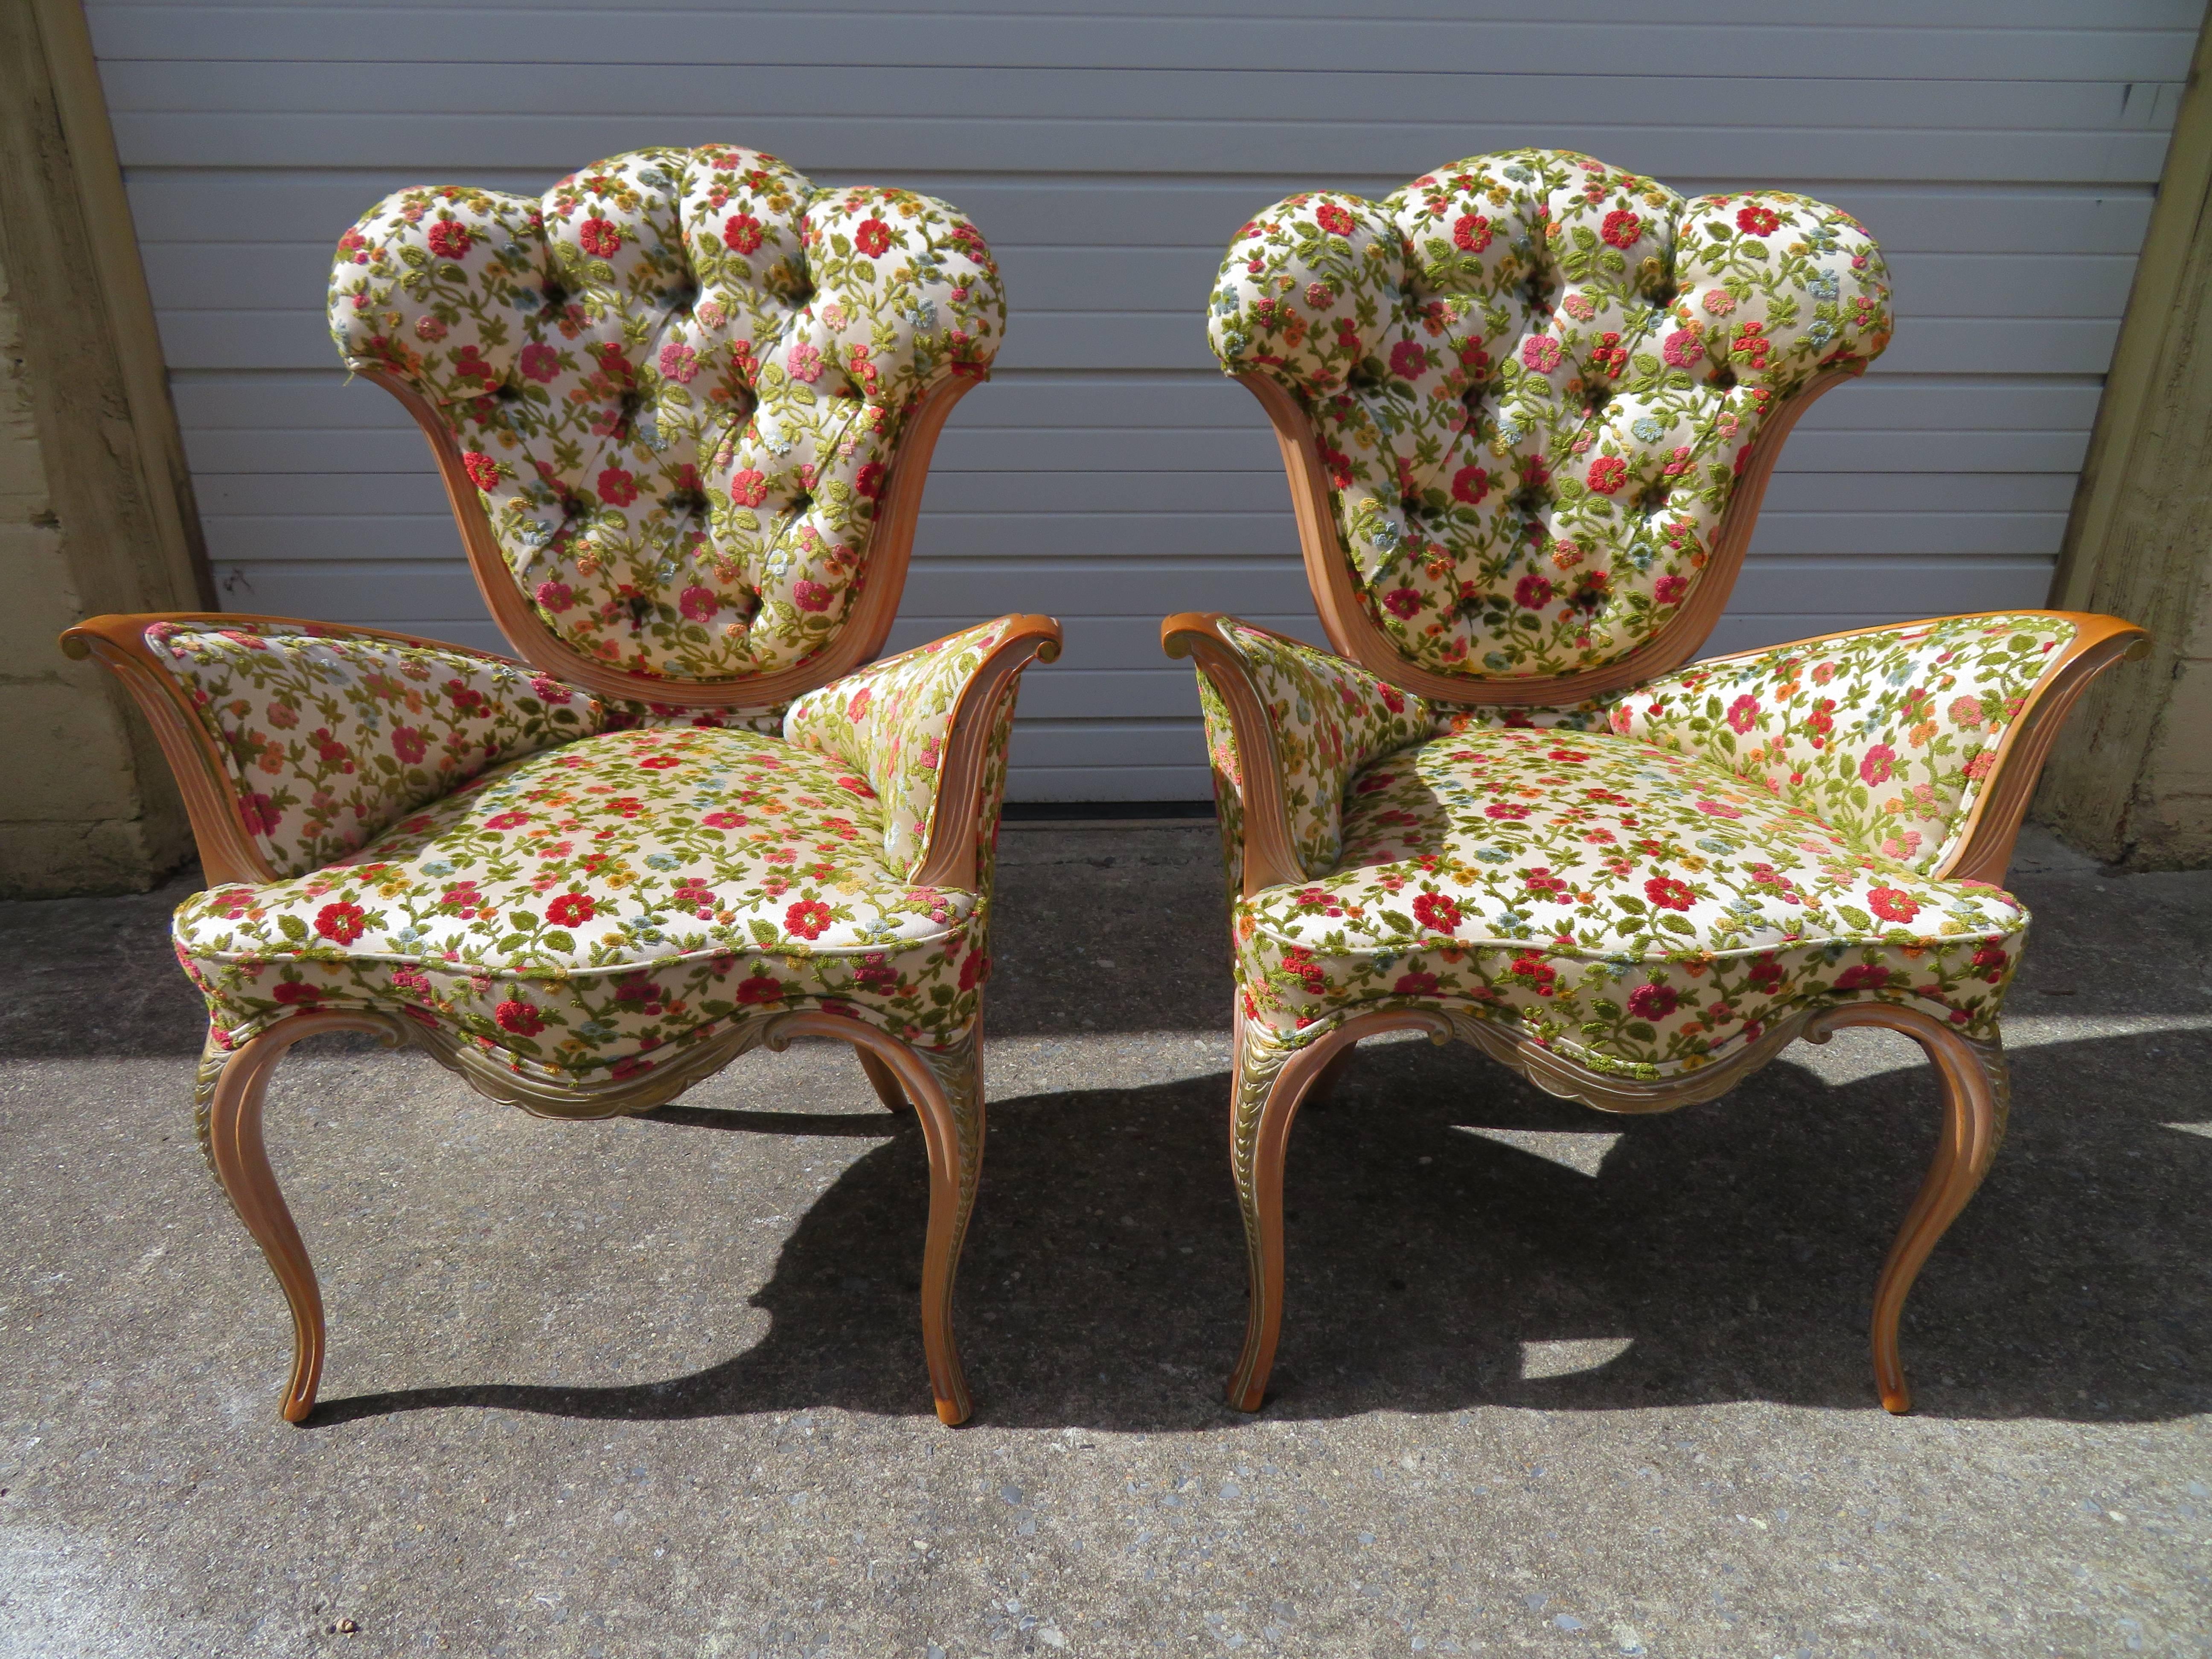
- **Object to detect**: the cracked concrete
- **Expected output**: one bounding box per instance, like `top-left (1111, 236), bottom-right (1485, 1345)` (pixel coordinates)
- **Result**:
top-left (0, 824), bottom-right (2206, 1656)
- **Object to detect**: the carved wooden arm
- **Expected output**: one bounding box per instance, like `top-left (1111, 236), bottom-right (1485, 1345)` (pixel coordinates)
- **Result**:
top-left (59, 613), bottom-right (602, 885)
top-left (784, 614), bottom-right (1063, 891)
top-left (1613, 611), bottom-right (2150, 882)
top-left (1161, 613), bottom-right (1433, 898)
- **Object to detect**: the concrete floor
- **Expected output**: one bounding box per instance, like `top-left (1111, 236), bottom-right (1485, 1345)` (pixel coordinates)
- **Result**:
top-left (0, 823), bottom-right (2207, 1657)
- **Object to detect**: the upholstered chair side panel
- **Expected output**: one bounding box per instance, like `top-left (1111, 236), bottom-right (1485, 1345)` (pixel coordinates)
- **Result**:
top-left (137, 619), bottom-right (604, 877)
top-left (1606, 614), bottom-right (2080, 875)
top-left (1207, 149), bottom-right (1891, 689)
top-left (328, 147), bottom-right (1006, 690)
top-left (1208, 623), bottom-right (1435, 876)
top-left (784, 614), bottom-right (1059, 885)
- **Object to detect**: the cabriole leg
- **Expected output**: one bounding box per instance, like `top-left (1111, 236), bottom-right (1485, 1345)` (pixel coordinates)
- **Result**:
top-left (194, 1013), bottom-right (391, 1423)
top-left (1807, 1006), bottom-right (2009, 1413)
top-left (853, 1045), bottom-right (910, 1112)
top-left (882, 1028), bottom-right (984, 1426)
top-left (1225, 1016), bottom-right (1371, 1412)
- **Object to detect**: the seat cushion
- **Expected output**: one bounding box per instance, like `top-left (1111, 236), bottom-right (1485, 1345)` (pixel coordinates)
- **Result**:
top-left (1236, 727), bottom-right (2024, 1079)
top-left (176, 727), bottom-right (984, 1083)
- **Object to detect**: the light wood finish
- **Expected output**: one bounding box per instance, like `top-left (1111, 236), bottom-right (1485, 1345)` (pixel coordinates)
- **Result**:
top-left (911, 614), bottom-right (1064, 892)
top-left (1160, 611), bottom-right (1305, 894)
top-left (1224, 998), bottom-right (2009, 1416)
top-left (196, 1008), bottom-right (986, 1426)
top-left (1234, 365), bottom-right (1859, 707)
top-left (357, 364), bottom-right (977, 709)
top-left (61, 610), bottom-right (541, 887)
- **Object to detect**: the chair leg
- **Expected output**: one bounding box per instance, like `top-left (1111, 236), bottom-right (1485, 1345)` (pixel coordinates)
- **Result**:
top-left (866, 1028), bottom-right (984, 1426)
top-left (194, 1013), bottom-right (389, 1423)
top-left (1868, 1018), bottom-right (2008, 1414)
top-left (853, 1045), bottom-right (909, 1112)
top-left (1225, 1017), bottom-right (1364, 1412)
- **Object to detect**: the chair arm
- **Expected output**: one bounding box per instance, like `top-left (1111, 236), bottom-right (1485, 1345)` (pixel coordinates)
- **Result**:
top-left (59, 614), bottom-right (604, 883)
top-left (784, 615), bottom-right (1063, 889)
top-left (1161, 614), bottom-right (1433, 896)
top-left (1610, 611), bottom-right (2148, 880)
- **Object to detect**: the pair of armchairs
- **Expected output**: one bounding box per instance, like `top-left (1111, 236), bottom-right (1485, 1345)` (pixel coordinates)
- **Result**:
top-left (66, 146), bottom-right (2142, 1428)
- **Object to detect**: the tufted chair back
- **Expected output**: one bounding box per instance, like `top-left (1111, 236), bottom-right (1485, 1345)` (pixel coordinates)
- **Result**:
top-left (1209, 149), bottom-right (1890, 701)
top-left (330, 146), bottom-right (1004, 705)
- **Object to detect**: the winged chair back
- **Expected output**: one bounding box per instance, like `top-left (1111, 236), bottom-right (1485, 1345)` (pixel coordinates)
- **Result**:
top-left (330, 145), bottom-right (1005, 707)
top-left (1208, 149), bottom-right (1891, 704)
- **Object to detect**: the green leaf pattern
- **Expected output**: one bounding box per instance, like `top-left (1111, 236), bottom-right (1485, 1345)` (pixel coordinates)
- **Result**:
top-left (1207, 149), bottom-right (1891, 681)
top-left (329, 145), bottom-right (1005, 685)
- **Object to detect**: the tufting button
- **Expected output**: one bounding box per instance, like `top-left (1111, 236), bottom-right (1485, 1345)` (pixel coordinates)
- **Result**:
top-left (1711, 366), bottom-right (1738, 390)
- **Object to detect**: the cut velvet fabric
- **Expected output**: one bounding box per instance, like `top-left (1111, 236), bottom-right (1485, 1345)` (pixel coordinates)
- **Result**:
top-left (1234, 725), bottom-right (2023, 1080)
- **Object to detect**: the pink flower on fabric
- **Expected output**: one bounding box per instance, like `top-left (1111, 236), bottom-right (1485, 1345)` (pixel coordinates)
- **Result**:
top-left (578, 217), bottom-right (622, 257)
top-left (1521, 335), bottom-right (1563, 373)
top-left (1452, 214), bottom-right (1492, 253)
top-left (792, 580), bottom-right (832, 612)
top-left (391, 727), bottom-right (426, 764)
top-left (1833, 963), bottom-right (1894, 991)
top-left (658, 342), bottom-right (699, 383)
top-left (1514, 573), bottom-right (1552, 610)
top-left (1451, 465), bottom-right (1490, 504)
top-left (1662, 329), bottom-right (1703, 369)
top-left (1726, 694), bottom-right (1760, 734)
top-left (854, 217), bottom-right (893, 258)
top-left (1382, 588), bottom-right (1423, 619)
top-left (1314, 203), bottom-right (1356, 236)
top-left (786, 343), bottom-right (824, 383)
top-left (1627, 983), bottom-right (1678, 1020)
top-left (786, 899), bottom-right (832, 940)
top-left (1644, 876), bottom-right (1694, 912)
top-left (723, 213), bottom-right (763, 253)
top-left (1585, 456), bottom-right (1627, 495)
top-left (729, 469), bottom-right (769, 507)
top-left (1652, 574), bottom-right (1689, 606)
top-left (462, 451), bottom-right (501, 492)
top-left (1736, 204), bottom-right (1781, 237)
top-left (678, 586), bottom-right (719, 621)
top-left (1859, 744), bottom-right (1897, 785)
top-left (495, 1000), bottom-right (544, 1036)
top-left (596, 468), bottom-right (639, 508)
top-left (535, 581), bottom-right (573, 612)
top-left (1600, 209), bottom-right (1642, 249)
top-left (1390, 340), bottom-right (1428, 380)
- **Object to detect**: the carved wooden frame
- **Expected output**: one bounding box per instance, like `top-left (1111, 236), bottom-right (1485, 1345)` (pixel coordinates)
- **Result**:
top-left (355, 363), bottom-right (977, 710)
top-left (65, 605), bottom-right (1058, 1425)
top-left (1168, 591), bottom-right (2148, 1413)
top-left (1223, 998), bottom-right (2008, 1415)
top-left (195, 1008), bottom-right (985, 1425)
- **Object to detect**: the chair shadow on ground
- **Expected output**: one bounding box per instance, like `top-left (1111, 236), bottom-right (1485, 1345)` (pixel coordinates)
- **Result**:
top-left (308, 1025), bottom-right (2212, 1432)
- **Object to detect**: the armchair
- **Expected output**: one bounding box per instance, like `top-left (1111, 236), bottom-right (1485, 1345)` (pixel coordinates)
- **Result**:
top-left (1168, 149), bottom-right (2147, 1413)
top-left (64, 146), bottom-right (1060, 1426)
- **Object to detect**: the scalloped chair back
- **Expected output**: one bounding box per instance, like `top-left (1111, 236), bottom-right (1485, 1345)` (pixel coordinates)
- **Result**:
top-left (330, 145), bottom-right (1005, 702)
top-left (1208, 149), bottom-right (1891, 696)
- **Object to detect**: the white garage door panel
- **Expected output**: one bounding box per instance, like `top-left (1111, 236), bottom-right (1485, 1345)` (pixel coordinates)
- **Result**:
top-left (94, 0), bottom-right (2194, 799)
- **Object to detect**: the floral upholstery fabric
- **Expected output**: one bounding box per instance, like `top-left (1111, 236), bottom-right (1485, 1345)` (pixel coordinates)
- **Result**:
top-left (785, 617), bottom-right (1019, 879)
top-left (330, 146), bottom-right (1005, 685)
top-left (143, 620), bottom-right (604, 878)
top-left (1205, 623), bottom-right (1433, 876)
top-left (174, 725), bottom-right (987, 1085)
top-left (1235, 726), bottom-right (2023, 1079)
top-left (1434, 614), bottom-right (2081, 876)
top-left (1604, 614), bottom-right (2077, 875)
top-left (1207, 150), bottom-right (1892, 683)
